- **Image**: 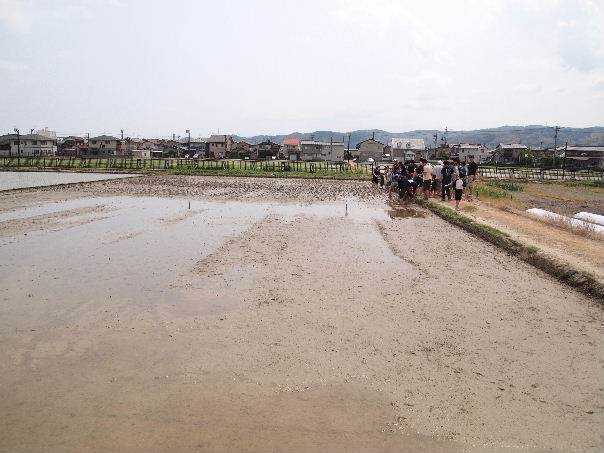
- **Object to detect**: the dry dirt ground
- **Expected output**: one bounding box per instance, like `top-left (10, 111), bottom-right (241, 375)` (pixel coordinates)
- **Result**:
top-left (0, 175), bottom-right (603, 453)
top-left (458, 181), bottom-right (604, 285)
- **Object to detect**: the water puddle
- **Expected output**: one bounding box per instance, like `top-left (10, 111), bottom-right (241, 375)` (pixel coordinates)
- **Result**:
top-left (386, 200), bottom-right (426, 219)
top-left (0, 171), bottom-right (139, 191)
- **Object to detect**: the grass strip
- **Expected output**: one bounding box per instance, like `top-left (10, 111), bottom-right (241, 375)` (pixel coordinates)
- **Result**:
top-left (415, 199), bottom-right (604, 302)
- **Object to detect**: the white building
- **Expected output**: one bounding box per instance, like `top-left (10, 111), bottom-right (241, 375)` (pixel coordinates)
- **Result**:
top-left (450, 143), bottom-right (490, 163)
top-left (299, 140), bottom-right (345, 161)
top-left (1, 133), bottom-right (58, 157)
top-left (88, 135), bottom-right (119, 156)
top-left (390, 138), bottom-right (425, 161)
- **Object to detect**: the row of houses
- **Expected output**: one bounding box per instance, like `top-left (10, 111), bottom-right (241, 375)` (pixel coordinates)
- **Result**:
top-left (489, 143), bottom-right (604, 168)
top-left (354, 138), bottom-right (493, 163)
top-left (1, 129), bottom-right (602, 168)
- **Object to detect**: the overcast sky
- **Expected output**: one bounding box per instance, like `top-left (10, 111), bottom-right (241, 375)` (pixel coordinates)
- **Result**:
top-left (1, 0), bottom-right (603, 138)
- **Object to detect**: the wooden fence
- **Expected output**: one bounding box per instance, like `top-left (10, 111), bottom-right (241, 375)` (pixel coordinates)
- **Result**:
top-left (478, 166), bottom-right (603, 181)
top-left (1, 157), bottom-right (602, 181)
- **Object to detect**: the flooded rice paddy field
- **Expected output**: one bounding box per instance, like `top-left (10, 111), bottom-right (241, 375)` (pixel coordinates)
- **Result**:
top-left (1, 175), bottom-right (603, 453)
top-left (0, 170), bottom-right (139, 191)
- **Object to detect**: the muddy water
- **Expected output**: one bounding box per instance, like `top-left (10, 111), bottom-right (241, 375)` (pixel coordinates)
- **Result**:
top-left (1, 196), bottom-right (391, 317)
top-left (1, 196), bottom-right (456, 452)
top-left (0, 171), bottom-right (139, 191)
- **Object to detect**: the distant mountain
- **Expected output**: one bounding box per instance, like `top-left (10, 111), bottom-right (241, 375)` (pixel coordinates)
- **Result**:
top-left (236, 126), bottom-right (604, 149)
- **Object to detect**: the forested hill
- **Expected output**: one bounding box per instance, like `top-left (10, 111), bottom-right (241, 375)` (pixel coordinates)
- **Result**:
top-left (237, 126), bottom-right (604, 149)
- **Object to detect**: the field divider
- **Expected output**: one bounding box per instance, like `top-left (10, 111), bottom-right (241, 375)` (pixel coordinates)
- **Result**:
top-left (414, 198), bottom-right (604, 302)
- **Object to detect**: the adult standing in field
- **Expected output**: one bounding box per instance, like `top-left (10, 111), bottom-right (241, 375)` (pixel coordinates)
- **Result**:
top-left (441, 161), bottom-right (453, 201)
top-left (432, 160), bottom-right (443, 198)
top-left (466, 156), bottom-right (479, 201)
top-left (420, 158), bottom-right (433, 199)
top-left (452, 159), bottom-right (460, 184)
top-left (459, 160), bottom-right (468, 187)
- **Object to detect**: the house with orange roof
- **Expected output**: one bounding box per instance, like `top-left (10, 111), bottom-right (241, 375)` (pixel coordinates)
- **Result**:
top-left (281, 137), bottom-right (301, 160)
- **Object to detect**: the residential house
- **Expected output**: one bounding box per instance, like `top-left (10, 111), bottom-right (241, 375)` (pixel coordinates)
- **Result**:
top-left (119, 138), bottom-right (141, 156)
top-left (0, 133), bottom-right (57, 157)
top-left (231, 141), bottom-right (254, 159)
top-left (356, 139), bottom-right (385, 162)
top-left (390, 138), bottom-right (426, 161)
top-left (88, 135), bottom-right (119, 156)
top-left (0, 134), bottom-right (17, 156)
top-left (491, 144), bottom-right (530, 164)
top-left (449, 143), bottom-right (490, 163)
top-left (299, 140), bottom-right (345, 161)
top-left (180, 137), bottom-right (207, 157)
top-left (281, 138), bottom-right (301, 161)
top-left (563, 146), bottom-right (604, 169)
top-left (139, 140), bottom-right (161, 151)
top-left (58, 136), bottom-right (86, 156)
top-left (158, 139), bottom-right (179, 157)
top-left (256, 140), bottom-right (281, 159)
top-left (207, 135), bottom-right (233, 159)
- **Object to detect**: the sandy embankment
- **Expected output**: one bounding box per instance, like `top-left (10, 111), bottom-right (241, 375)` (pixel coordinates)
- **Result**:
top-left (0, 175), bottom-right (602, 453)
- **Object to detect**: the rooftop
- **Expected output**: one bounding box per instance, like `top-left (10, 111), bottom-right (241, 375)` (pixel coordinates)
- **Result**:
top-left (282, 138), bottom-right (301, 146)
top-left (300, 140), bottom-right (345, 146)
top-left (90, 135), bottom-right (119, 141)
top-left (497, 143), bottom-right (529, 149)
top-left (356, 138), bottom-right (385, 148)
top-left (20, 134), bottom-right (57, 141)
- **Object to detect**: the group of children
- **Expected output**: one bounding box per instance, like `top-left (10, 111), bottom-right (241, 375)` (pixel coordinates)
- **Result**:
top-left (372, 157), bottom-right (479, 210)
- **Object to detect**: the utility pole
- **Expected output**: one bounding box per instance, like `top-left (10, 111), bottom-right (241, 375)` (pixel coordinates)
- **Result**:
top-left (121, 129), bottom-right (124, 140)
top-left (14, 128), bottom-right (20, 160)
top-left (553, 125), bottom-right (560, 168)
top-left (347, 133), bottom-right (351, 163)
top-left (562, 141), bottom-right (568, 179)
top-left (185, 129), bottom-right (191, 157)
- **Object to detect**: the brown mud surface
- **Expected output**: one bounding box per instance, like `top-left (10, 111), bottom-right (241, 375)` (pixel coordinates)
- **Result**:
top-left (1, 176), bottom-right (603, 453)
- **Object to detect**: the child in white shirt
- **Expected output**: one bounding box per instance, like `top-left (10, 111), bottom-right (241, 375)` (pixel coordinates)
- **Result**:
top-left (454, 177), bottom-right (464, 210)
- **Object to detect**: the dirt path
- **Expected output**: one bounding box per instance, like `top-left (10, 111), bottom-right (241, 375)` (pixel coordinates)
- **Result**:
top-left (462, 201), bottom-right (604, 284)
top-left (0, 176), bottom-right (602, 452)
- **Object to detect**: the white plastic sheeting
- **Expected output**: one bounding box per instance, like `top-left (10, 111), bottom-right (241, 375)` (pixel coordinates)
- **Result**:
top-left (526, 208), bottom-right (604, 234)
top-left (574, 212), bottom-right (604, 227)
